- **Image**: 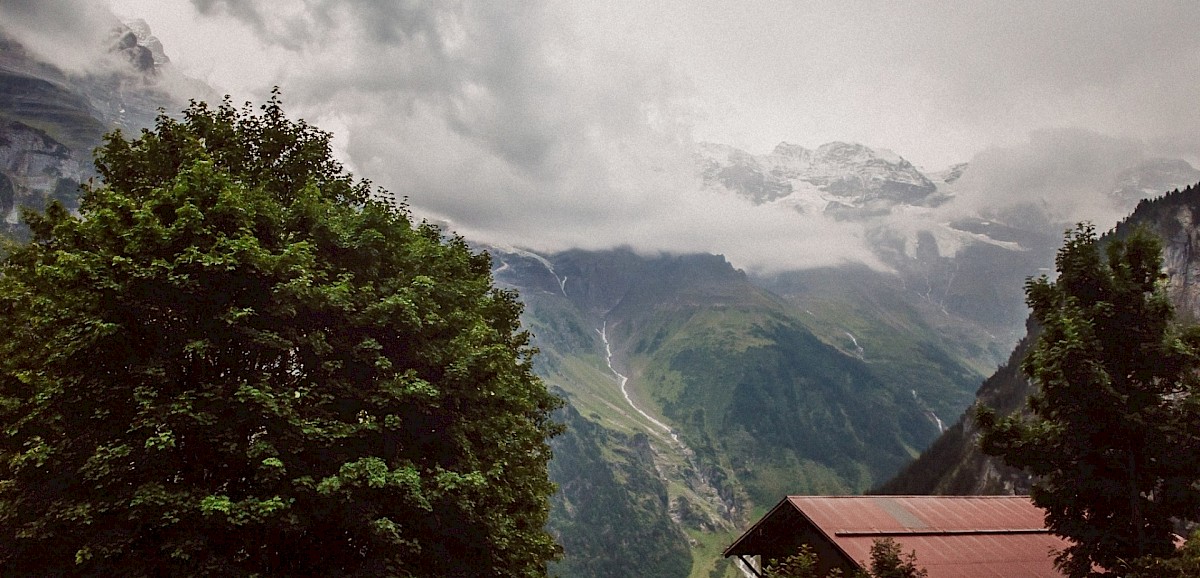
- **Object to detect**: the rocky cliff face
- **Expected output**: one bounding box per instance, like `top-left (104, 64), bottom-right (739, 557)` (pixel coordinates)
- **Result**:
top-left (0, 119), bottom-right (86, 227)
top-left (0, 21), bottom-right (196, 240)
top-left (1155, 195), bottom-right (1200, 322)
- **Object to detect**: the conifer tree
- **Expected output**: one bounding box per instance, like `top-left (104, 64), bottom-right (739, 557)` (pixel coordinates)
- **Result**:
top-left (976, 223), bottom-right (1200, 577)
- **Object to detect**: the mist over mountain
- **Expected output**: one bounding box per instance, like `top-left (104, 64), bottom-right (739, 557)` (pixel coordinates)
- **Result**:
top-left (698, 141), bottom-right (941, 210)
top-left (47, 1), bottom-right (1195, 276)
top-left (0, 16), bottom-right (208, 239)
top-left (697, 135), bottom-right (1200, 340)
top-left (496, 144), bottom-right (1200, 574)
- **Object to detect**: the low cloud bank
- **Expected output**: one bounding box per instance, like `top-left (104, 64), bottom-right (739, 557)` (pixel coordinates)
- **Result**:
top-left (1, 0), bottom-right (125, 73)
top-left (948, 129), bottom-right (1169, 230)
top-left (9, 1), bottom-right (1200, 273)
top-left (150, 0), bottom-right (888, 272)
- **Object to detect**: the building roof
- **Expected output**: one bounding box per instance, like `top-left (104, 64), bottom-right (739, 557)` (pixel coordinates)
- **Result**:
top-left (726, 495), bottom-right (1069, 578)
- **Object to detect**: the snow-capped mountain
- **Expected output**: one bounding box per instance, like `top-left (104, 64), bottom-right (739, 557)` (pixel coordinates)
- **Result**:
top-left (697, 141), bottom-right (943, 217)
top-left (699, 139), bottom-right (1200, 344)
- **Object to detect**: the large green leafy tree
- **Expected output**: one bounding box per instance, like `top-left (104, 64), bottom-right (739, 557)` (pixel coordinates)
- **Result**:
top-left (976, 223), bottom-right (1200, 577)
top-left (0, 93), bottom-right (562, 576)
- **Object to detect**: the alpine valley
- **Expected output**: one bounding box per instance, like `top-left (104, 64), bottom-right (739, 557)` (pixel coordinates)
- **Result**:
top-left (5, 21), bottom-right (1200, 578)
top-left (496, 144), bottom-right (1200, 576)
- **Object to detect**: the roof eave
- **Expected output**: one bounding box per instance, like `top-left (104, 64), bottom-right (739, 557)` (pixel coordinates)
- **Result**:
top-left (723, 496), bottom-right (797, 558)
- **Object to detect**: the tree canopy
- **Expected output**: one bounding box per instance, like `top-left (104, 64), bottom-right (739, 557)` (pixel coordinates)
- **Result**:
top-left (976, 223), bottom-right (1200, 576)
top-left (0, 93), bottom-right (562, 576)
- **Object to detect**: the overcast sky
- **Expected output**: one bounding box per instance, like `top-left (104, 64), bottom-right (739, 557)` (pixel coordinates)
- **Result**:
top-left (6, 1), bottom-right (1200, 271)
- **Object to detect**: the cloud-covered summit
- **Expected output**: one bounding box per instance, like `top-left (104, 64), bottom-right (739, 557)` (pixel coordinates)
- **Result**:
top-left (10, 1), bottom-right (1200, 272)
top-left (0, 0), bottom-right (124, 72)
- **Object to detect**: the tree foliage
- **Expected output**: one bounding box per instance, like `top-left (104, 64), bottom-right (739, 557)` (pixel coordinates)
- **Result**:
top-left (0, 93), bottom-right (563, 576)
top-left (1126, 530), bottom-right (1200, 577)
top-left (763, 538), bottom-right (926, 578)
top-left (763, 544), bottom-right (833, 578)
top-left (865, 538), bottom-right (927, 578)
top-left (976, 223), bottom-right (1200, 576)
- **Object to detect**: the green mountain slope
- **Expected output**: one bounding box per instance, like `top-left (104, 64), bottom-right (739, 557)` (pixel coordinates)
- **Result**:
top-left (645, 316), bottom-right (926, 502)
top-left (759, 266), bottom-right (1004, 430)
top-left (547, 400), bottom-right (693, 578)
top-left (875, 330), bottom-right (1036, 495)
top-left (494, 247), bottom-right (991, 577)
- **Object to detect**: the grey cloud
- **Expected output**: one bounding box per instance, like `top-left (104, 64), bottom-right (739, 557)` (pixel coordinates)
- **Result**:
top-left (188, 1), bottom-right (275, 45)
top-left (244, 0), bottom-right (876, 272)
top-left (30, 1), bottom-right (1200, 272)
top-left (897, 1), bottom-right (1200, 162)
top-left (0, 0), bottom-right (120, 71)
top-left (951, 128), bottom-right (1148, 227)
top-left (202, 1), bottom-right (604, 176)
top-left (211, 5), bottom-right (695, 214)
top-left (127, 2), bottom-right (1200, 270)
top-left (666, 0), bottom-right (1200, 169)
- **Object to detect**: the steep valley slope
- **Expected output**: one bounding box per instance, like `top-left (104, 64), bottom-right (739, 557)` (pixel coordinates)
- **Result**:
top-left (506, 177), bottom-right (1200, 578)
top-left (879, 183), bottom-right (1200, 496)
top-left (493, 248), bottom-right (990, 577)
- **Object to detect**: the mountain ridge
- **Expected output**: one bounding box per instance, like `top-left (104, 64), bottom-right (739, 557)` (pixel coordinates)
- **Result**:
top-left (697, 140), bottom-right (941, 210)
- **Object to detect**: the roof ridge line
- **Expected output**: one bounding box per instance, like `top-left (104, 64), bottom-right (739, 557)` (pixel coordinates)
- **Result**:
top-left (834, 528), bottom-right (1050, 537)
top-left (789, 495), bottom-right (1032, 499)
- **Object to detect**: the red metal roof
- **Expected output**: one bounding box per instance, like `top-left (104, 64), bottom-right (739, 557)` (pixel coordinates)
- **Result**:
top-left (727, 496), bottom-right (1070, 578)
top-left (832, 531), bottom-right (1066, 578)
top-left (789, 495), bottom-right (1050, 534)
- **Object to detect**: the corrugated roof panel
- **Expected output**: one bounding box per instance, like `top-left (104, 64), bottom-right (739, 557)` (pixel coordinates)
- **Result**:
top-left (774, 496), bottom-right (1069, 578)
top-left (788, 495), bottom-right (1050, 534)
top-left (835, 533), bottom-right (1067, 578)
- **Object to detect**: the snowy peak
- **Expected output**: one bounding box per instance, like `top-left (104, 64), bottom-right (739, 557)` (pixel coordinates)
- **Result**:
top-left (698, 140), bottom-right (940, 216)
top-left (796, 141), bottom-right (935, 204)
top-left (814, 141), bottom-right (901, 166)
top-left (1110, 158), bottom-right (1200, 208)
top-left (122, 19), bottom-right (171, 68)
top-left (770, 141), bottom-right (812, 161)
